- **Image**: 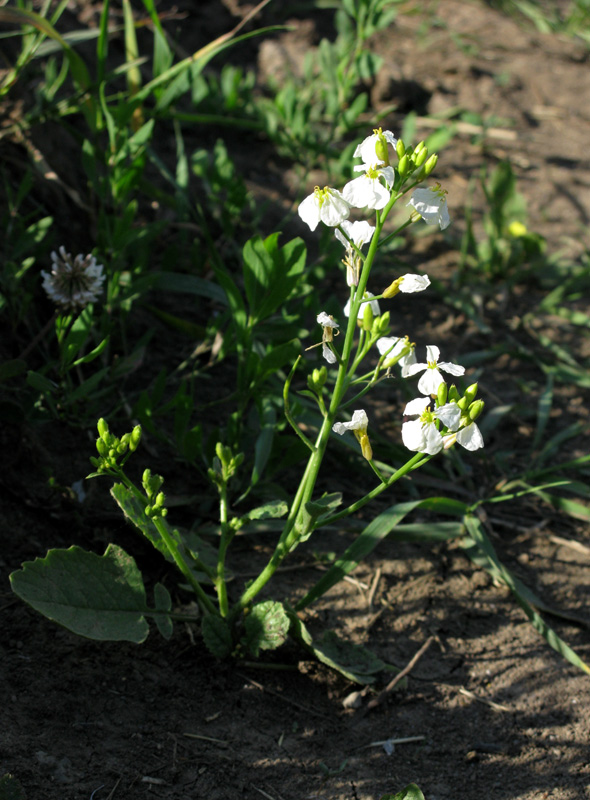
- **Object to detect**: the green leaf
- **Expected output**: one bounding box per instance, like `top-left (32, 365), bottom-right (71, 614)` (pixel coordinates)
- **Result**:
top-left (295, 498), bottom-right (466, 610)
top-left (202, 614), bottom-right (233, 658)
top-left (0, 774), bottom-right (26, 800)
top-left (294, 492), bottom-right (343, 543)
top-left (380, 785), bottom-right (426, 800)
top-left (110, 483), bottom-right (175, 561)
top-left (461, 515), bottom-right (590, 675)
top-left (0, 360), bottom-right (26, 382)
top-left (10, 545), bottom-right (152, 642)
top-left (153, 582), bottom-right (173, 640)
top-left (243, 600), bottom-right (289, 657)
top-left (242, 234), bottom-right (307, 324)
top-left (288, 612), bottom-right (388, 684)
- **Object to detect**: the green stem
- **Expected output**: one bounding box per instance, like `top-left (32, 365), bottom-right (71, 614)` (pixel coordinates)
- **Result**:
top-left (216, 483), bottom-right (232, 617)
top-left (152, 516), bottom-right (218, 616)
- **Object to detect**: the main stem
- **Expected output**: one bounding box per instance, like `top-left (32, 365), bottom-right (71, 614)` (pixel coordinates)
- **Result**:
top-left (230, 212), bottom-right (386, 618)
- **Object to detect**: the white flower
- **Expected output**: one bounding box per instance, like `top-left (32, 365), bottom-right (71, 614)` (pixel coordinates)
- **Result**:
top-left (354, 128), bottom-right (397, 166)
top-left (402, 397), bottom-right (461, 455)
top-left (376, 336), bottom-right (416, 376)
top-left (317, 312), bottom-right (339, 364)
top-left (405, 345), bottom-right (465, 395)
top-left (344, 291), bottom-right (381, 319)
top-left (408, 186), bottom-right (451, 230)
top-left (41, 247), bottom-right (105, 310)
top-left (444, 421), bottom-right (485, 452)
top-left (335, 220), bottom-right (375, 252)
top-left (332, 408), bottom-right (368, 436)
top-left (343, 164), bottom-right (395, 210)
top-left (399, 274), bottom-right (431, 293)
top-left (335, 220), bottom-right (375, 287)
top-left (332, 409), bottom-right (372, 460)
top-left (298, 186), bottom-right (351, 231)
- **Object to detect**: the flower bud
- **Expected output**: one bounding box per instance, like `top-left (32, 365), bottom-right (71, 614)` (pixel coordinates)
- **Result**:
top-left (448, 384), bottom-right (460, 402)
top-left (96, 438), bottom-right (109, 457)
top-left (413, 141), bottom-right (425, 155)
top-left (362, 302), bottom-right (374, 332)
top-left (468, 399), bottom-right (485, 421)
top-left (97, 418), bottom-right (109, 440)
top-left (423, 153), bottom-right (438, 176)
top-left (396, 138), bottom-right (406, 159)
top-left (376, 311), bottom-right (390, 334)
top-left (142, 468), bottom-right (152, 488)
top-left (464, 383), bottom-right (478, 404)
top-left (414, 146), bottom-right (428, 167)
top-left (155, 492), bottom-right (166, 508)
top-left (375, 134), bottom-right (390, 166)
top-left (457, 396), bottom-right (469, 412)
top-left (398, 154), bottom-right (409, 178)
top-left (437, 382), bottom-right (448, 406)
top-left (130, 425), bottom-right (142, 452)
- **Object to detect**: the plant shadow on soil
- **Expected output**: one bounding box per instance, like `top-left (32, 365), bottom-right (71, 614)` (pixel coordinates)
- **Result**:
top-left (2, 0), bottom-right (590, 798)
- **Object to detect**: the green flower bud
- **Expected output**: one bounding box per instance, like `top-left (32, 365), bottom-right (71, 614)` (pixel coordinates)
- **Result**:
top-left (396, 138), bottom-right (406, 159)
top-left (129, 425), bottom-right (142, 452)
top-left (437, 382), bottom-right (448, 406)
top-left (398, 154), bottom-right (409, 178)
top-left (423, 153), bottom-right (438, 176)
top-left (89, 456), bottom-right (101, 468)
top-left (97, 418), bottom-right (109, 440)
top-left (464, 383), bottom-right (479, 404)
top-left (375, 135), bottom-right (390, 166)
top-left (155, 491), bottom-right (166, 508)
top-left (457, 397), bottom-right (469, 412)
top-left (117, 442), bottom-right (128, 455)
top-left (413, 141), bottom-right (426, 155)
top-left (96, 438), bottom-right (109, 457)
top-left (376, 311), bottom-right (390, 334)
top-left (142, 468), bottom-right (152, 488)
top-left (414, 146), bottom-right (428, 167)
top-left (448, 384), bottom-right (460, 402)
top-left (362, 302), bottom-right (374, 332)
top-left (468, 399), bottom-right (485, 421)
top-left (233, 452), bottom-right (245, 470)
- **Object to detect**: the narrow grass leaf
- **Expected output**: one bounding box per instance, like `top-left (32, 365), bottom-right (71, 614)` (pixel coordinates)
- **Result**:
top-left (295, 498), bottom-right (467, 610)
top-left (462, 515), bottom-right (590, 674)
top-left (531, 374), bottom-right (553, 452)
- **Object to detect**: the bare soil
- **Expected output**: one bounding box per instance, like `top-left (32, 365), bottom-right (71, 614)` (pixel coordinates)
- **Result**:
top-left (1, 2), bottom-right (590, 799)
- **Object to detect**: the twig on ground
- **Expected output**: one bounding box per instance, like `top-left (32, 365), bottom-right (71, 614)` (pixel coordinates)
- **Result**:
top-left (359, 635), bottom-right (436, 716)
top-left (458, 687), bottom-right (511, 712)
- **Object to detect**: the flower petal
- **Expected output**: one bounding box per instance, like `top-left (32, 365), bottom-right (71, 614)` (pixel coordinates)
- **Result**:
top-left (457, 422), bottom-right (484, 451)
top-left (404, 396), bottom-right (430, 416)
top-left (417, 368), bottom-right (444, 395)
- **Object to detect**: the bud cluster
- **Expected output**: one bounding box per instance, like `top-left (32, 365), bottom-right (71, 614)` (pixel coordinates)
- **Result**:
top-left (142, 468), bottom-right (168, 518)
top-left (208, 442), bottom-right (244, 490)
top-left (89, 418), bottom-right (142, 474)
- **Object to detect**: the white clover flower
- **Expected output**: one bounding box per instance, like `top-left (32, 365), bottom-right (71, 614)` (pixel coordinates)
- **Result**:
top-left (41, 247), bottom-right (105, 311)
top-left (376, 336), bottom-right (417, 376)
top-left (298, 186), bottom-right (351, 231)
top-left (354, 128), bottom-right (397, 166)
top-left (408, 185), bottom-right (451, 230)
top-left (402, 396), bottom-right (461, 455)
top-left (317, 312), bottom-right (340, 364)
top-left (344, 291), bottom-right (381, 320)
top-left (444, 421), bottom-right (485, 452)
top-left (343, 164), bottom-right (395, 210)
top-left (332, 409), bottom-right (372, 460)
top-left (405, 345), bottom-right (465, 395)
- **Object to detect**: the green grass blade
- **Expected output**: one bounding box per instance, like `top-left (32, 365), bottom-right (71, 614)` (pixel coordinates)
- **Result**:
top-left (462, 515), bottom-right (590, 674)
top-left (295, 498), bottom-right (467, 611)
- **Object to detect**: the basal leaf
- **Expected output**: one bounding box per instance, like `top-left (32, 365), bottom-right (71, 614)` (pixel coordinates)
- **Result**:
top-left (10, 544), bottom-right (151, 642)
top-left (243, 600), bottom-right (289, 657)
top-left (380, 785), bottom-right (426, 800)
top-left (202, 614), bottom-right (233, 658)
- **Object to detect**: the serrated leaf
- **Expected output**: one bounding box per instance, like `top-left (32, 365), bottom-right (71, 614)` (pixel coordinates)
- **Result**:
top-left (202, 614), bottom-right (233, 658)
top-left (379, 785), bottom-right (425, 800)
top-left (243, 600), bottom-right (289, 657)
top-left (153, 582), bottom-right (173, 640)
top-left (10, 545), bottom-right (152, 642)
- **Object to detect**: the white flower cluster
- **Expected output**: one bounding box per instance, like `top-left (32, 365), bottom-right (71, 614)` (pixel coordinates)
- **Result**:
top-left (42, 247), bottom-right (105, 311)
top-left (299, 128), bottom-right (483, 461)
